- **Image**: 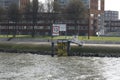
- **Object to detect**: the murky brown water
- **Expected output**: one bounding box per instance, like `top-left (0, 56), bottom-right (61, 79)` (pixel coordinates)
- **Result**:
top-left (0, 53), bottom-right (120, 80)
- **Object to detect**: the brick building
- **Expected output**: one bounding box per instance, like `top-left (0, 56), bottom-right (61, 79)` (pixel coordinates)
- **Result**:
top-left (0, 0), bottom-right (20, 9)
top-left (20, 0), bottom-right (30, 12)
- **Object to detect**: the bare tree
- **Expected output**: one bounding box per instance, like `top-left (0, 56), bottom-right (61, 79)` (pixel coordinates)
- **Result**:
top-left (65, 0), bottom-right (87, 19)
top-left (65, 0), bottom-right (87, 35)
top-left (45, 0), bottom-right (61, 37)
top-left (45, 0), bottom-right (53, 13)
top-left (32, 0), bottom-right (39, 37)
top-left (0, 6), bottom-right (5, 22)
top-left (7, 3), bottom-right (21, 37)
top-left (52, 0), bottom-right (61, 13)
top-left (24, 2), bottom-right (32, 23)
top-left (45, 0), bottom-right (61, 13)
top-left (38, 2), bottom-right (44, 12)
top-left (7, 3), bottom-right (21, 22)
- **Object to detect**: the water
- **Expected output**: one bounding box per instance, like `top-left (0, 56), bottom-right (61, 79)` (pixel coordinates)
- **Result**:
top-left (0, 53), bottom-right (120, 80)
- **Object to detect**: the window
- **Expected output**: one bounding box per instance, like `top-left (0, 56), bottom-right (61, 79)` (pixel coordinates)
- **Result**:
top-left (60, 0), bottom-right (64, 4)
top-left (68, 26), bottom-right (75, 30)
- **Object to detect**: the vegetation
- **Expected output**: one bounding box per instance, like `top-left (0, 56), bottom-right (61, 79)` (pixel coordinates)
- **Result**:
top-left (0, 42), bottom-right (120, 57)
top-left (51, 36), bottom-right (120, 42)
top-left (0, 0), bottom-right (89, 37)
top-left (65, 0), bottom-right (87, 19)
top-left (65, 0), bottom-right (87, 35)
top-left (0, 6), bottom-right (5, 22)
top-left (7, 3), bottom-right (21, 37)
top-left (31, 0), bottom-right (39, 38)
top-left (0, 35), bottom-right (120, 42)
top-left (79, 36), bottom-right (120, 42)
top-left (0, 43), bottom-right (51, 53)
top-left (70, 46), bottom-right (120, 57)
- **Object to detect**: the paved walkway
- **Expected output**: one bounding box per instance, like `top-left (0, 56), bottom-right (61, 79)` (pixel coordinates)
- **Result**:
top-left (83, 44), bottom-right (120, 47)
top-left (1, 41), bottom-right (120, 48)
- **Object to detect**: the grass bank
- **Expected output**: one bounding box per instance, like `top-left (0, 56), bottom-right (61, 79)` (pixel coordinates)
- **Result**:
top-left (70, 46), bottom-right (120, 57)
top-left (0, 42), bottom-right (120, 57)
top-left (0, 35), bottom-right (120, 42)
top-left (0, 43), bottom-right (51, 55)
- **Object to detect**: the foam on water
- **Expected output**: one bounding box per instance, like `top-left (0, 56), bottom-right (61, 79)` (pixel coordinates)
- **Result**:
top-left (0, 53), bottom-right (120, 80)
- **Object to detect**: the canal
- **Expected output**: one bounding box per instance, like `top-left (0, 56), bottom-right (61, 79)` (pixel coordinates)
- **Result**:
top-left (0, 52), bottom-right (120, 80)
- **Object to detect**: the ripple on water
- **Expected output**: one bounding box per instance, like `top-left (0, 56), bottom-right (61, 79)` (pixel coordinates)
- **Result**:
top-left (0, 53), bottom-right (120, 80)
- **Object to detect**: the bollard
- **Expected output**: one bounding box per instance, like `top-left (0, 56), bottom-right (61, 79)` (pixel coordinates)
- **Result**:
top-left (51, 42), bottom-right (55, 57)
top-left (67, 41), bottom-right (71, 56)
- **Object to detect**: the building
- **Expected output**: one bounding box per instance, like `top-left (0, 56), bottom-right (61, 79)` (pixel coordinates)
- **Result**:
top-left (105, 20), bottom-right (120, 32)
top-left (20, 0), bottom-right (30, 12)
top-left (54, 0), bottom-right (105, 36)
top-left (90, 0), bottom-right (104, 35)
top-left (55, 0), bottom-right (90, 8)
top-left (0, 0), bottom-right (30, 11)
top-left (98, 10), bottom-right (119, 36)
top-left (104, 11), bottom-right (120, 36)
top-left (104, 11), bottom-right (119, 21)
top-left (0, 0), bottom-right (20, 9)
top-left (104, 20), bottom-right (120, 36)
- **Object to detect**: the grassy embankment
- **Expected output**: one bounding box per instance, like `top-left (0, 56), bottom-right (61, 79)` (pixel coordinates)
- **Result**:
top-left (0, 35), bottom-right (120, 57)
top-left (0, 42), bottom-right (120, 57)
top-left (0, 35), bottom-right (120, 42)
top-left (0, 42), bottom-right (51, 54)
top-left (53, 36), bottom-right (120, 42)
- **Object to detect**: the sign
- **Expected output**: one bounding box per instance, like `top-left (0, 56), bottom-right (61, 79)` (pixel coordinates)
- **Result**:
top-left (60, 24), bottom-right (66, 31)
top-left (53, 24), bottom-right (66, 31)
top-left (52, 26), bottom-right (60, 36)
top-left (57, 39), bottom-right (68, 56)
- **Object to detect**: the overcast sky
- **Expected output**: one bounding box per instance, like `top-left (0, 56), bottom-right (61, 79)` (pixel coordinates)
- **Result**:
top-left (105, 0), bottom-right (120, 11)
top-left (105, 0), bottom-right (120, 18)
top-left (39, 0), bottom-right (120, 18)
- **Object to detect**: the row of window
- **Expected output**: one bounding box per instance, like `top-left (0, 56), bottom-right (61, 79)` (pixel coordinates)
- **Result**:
top-left (105, 11), bottom-right (118, 14)
top-left (106, 27), bottom-right (120, 32)
top-left (104, 17), bottom-right (118, 21)
top-left (0, 26), bottom-right (88, 30)
top-left (105, 22), bottom-right (120, 26)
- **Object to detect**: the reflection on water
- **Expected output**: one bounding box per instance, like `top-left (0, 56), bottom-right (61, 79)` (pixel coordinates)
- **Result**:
top-left (0, 53), bottom-right (120, 80)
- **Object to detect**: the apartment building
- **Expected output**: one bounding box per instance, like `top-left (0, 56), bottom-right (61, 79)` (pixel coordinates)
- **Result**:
top-left (104, 11), bottom-right (120, 35)
top-left (104, 11), bottom-right (119, 21)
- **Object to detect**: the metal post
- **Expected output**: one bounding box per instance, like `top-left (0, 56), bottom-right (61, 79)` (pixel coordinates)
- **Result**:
top-left (51, 42), bottom-right (55, 57)
top-left (67, 41), bottom-right (71, 56)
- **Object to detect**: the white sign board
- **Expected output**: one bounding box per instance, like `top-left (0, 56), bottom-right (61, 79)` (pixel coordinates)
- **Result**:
top-left (53, 24), bottom-right (66, 31)
top-left (52, 26), bottom-right (60, 36)
top-left (60, 24), bottom-right (66, 31)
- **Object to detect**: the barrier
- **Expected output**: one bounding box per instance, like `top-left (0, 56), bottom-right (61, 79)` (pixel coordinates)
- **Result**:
top-left (57, 39), bottom-right (70, 56)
